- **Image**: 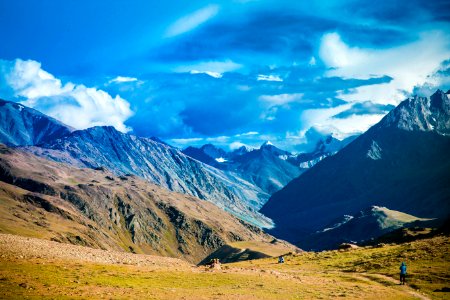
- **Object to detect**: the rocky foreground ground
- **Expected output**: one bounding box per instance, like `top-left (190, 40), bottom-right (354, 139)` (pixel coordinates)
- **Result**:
top-left (1, 233), bottom-right (448, 299)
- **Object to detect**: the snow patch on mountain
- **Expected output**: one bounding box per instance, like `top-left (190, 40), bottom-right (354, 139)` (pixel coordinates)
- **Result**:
top-left (215, 157), bottom-right (227, 163)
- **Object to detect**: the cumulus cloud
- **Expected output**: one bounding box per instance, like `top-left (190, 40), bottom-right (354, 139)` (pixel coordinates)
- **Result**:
top-left (0, 59), bottom-right (133, 132)
top-left (319, 31), bottom-right (450, 104)
top-left (165, 4), bottom-right (220, 38)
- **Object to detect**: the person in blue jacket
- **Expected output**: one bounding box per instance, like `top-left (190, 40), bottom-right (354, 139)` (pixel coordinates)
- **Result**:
top-left (399, 262), bottom-right (407, 285)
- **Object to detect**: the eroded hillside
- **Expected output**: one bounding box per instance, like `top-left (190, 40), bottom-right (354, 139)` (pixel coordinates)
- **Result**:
top-left (0, 145), bottom-right (277, 263)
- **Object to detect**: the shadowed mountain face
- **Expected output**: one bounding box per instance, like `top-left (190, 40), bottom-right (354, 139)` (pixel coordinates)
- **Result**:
top-left (297, 206), bottom-right (434, 250)
top-left (0, 99), bottom-right (73, 146)
top-left (0, 145), bottom-right (276, 263)
top-left (261, 90), bottom-right (450, 243)
top-left (23, 126), bottom-right (271, 227)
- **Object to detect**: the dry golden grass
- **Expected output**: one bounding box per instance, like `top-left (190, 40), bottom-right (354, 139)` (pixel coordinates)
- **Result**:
top-left (1, 233), bottom-right (448, 299)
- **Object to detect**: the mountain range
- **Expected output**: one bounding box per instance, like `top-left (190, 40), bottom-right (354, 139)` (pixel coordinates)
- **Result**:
top-left (0, 98), bottom-right (271, 227)
top-left (182, 137), bottom-right (354, 195)
top-left (0, 89), bottom-right (449, 254)
top-left (0, 145), bottom-right (278, 263)
top-left (25, 127), bottom-right (272, 228)
top-left (261, 89), bottom-right (450, 248)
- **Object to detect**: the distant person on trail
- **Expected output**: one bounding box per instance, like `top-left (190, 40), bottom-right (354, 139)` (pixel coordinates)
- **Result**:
top-left (278, 256), bottom-right (284, 264)
top-left (399, 262), bottom-right (407, 285)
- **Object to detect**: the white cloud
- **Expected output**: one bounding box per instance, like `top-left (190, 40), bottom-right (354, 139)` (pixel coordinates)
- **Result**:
top-left (0, 59), bottom-right (133, 132)
top-left (206, 136), bottom-right (230, 143)
top-left (229, 141), bottom-right (254, 150)
top-left (300, 103), bottom-right (386, 139)
top-left (259, 93), bottom-right (304, 106)
top-left (308, 56), bottom-right (316, 66)
top-left (190, 70), bottom-right (222, 78)
top-left (109, 76), bottom-right (138, 84)
top-left (319, 33), bottom-right (367, 69)
top-left (165, 4), bottom-right (220, 38)
top-left (257, 74), bottom-right (283, 82)
top-left (236, 131), bottom-right (259, 136)
top-left (170, 137), bottom-right (204, 145)
top-left (176, 59), bottom-right (242, 76)
top-left (319, 31), bottom-right (450, 105)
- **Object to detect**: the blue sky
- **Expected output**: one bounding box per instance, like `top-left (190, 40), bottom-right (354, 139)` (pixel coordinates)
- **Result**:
top-left (1, 0), bottom-right (449, 151)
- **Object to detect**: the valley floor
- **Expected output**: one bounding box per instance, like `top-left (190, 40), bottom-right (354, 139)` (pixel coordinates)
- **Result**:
top-left (0, 233), bottom-right (448, 299)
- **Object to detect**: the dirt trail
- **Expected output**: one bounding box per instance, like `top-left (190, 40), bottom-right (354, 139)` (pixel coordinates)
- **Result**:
top-left (359, 273), bottom-right (431, 300)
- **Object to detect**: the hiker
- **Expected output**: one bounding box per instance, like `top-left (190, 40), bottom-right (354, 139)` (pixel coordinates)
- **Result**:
top-left (399, 262), bottom-right (407, 285)
top-left (278, 255), bottom-right (284, 264)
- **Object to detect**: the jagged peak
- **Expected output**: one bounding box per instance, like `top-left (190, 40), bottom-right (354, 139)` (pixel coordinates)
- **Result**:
top-left (374, 89), bottom-right (449, 135)
top-left (260, 141), bottom-right (276, 149)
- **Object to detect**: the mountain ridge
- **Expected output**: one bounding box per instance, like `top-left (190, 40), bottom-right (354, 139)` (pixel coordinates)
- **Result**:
top-left (0, 99), bottom-right (73, 146)
top-left (23, 125), bottom-right (272, 227)
top-left (182, 137), bottom-right (353, 195)
top-left (0, 145), bottom-right (276, 263)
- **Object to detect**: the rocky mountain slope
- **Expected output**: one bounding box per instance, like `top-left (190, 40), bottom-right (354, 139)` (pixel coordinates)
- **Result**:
top-left (261, 90), bottom-right (450, 245)
top-left (0, 99), bottom-right (73, 146)
top-left (229, 142), bottom-right (302, 195)
top-left (21, 126), bottom-right (271, 227)
top-left (0, 100), bottom-right (271, 227)
top-left (0, 145), bottom-right (276, 263)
